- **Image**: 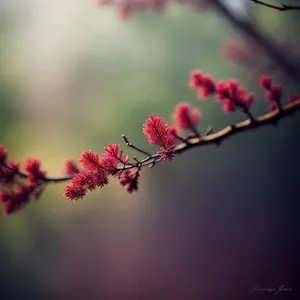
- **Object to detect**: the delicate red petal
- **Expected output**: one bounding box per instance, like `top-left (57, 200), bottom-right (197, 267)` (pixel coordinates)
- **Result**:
top-left (100, 156), bottom-right (118, 174)
top-left (143, 115), bottom-right (170, 147)
top-left (157, 147), bottom-right (176, 162)
top-left (117, 3), bottom-right (132, 21)
top-left (266, 92), bottom-right (274, 101)
top-left (216, 81), bottom-right (229, 100)
top-left (189, 71), bottom-right (216, 99)
top-left (119, 168), bottom-right (140, 193)
top-left (0, 146), bottom-right (7, 162)
top-left (168, 125), bottom-right (178, 137)
top-left (104, 144), bottom-right (129, 165)
top-left (228, 80), bottom-right (239, 95)
top-left (24, 159), bottom-right (46, 182)
top-left (1, 161), bottom-right (19, 184)
top-left (189, 71), bottom-right (203, 89)
top-left (25, 159), bottom-right (40, 174)
top-left (269, 103), bottom-right (277, 112)
top-left (244, 93), bottom-right (255, 109)
top-left (79, 150), bottom-right (101, 171)
top-left (64, 185), bottom-right (87, 201)
top-left (94, 171), bottom-right (109, 187)
top-left (236, 87), bottom-right (246, 101)
top-left (63, 160), bottom-right (79, 175)
top-left (173, 103), bottom-right (201, 131)
top-left (71, 171), bottom-right (108, 192)
top-left (271, 85), bottom-right (282, 102)
top-left (223, 42), bottom-right (249, 63)
top-left (2, 185), bottom-right (32, 214)
top-left (260, 76), bottom-right (272, 90)
top-left (94, 0), bottom-right (112, 4)
top-left (223, 100), bottom-right (236, 113)
top-left (265, 85), bottom-right (282, 102)
top-left (0, 191), bottom-right (11, 203)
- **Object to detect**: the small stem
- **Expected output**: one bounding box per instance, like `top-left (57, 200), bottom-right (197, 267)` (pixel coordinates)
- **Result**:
top-left (175, 133), bottom-right (190, 144)
top-left (244, 109), bottom-right (256, 124)
top-left (275, 100), bottom-right (283, 112)
top-left (203, 126), bottom-right (213, 136)
top-left (0, 159), bottom-right (73, 183)
top-left (223, 93), bottom-right (256, 123)
top-left (186, 115), bottom-right (201, 137)
top-left (122, 134), bottom-right (152, 157)
top-left (133, 156), bottom-right (141, 163)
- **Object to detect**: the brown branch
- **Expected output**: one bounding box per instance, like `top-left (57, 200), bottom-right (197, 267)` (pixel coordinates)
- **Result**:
top-left (185, 115), bottom-right (202, 137)
top-left (212, 0), bottom-right (300, 87)
top-left (1, 98), bottom-right (299, 184)
top-left (249, 0), bottom-right (300, 11)
top-left (0, 160), bottom-right (72, 183)
top-left (120, 97), bottom-right (300, 170)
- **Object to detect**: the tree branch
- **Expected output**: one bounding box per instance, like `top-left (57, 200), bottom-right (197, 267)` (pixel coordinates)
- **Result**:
top-left (2, 97), bottom-right (299, 181)
top-left (212, 0), bottom-right (300, 87)
top-left (0, 160), bottom-right (72, 183)
top-left (249, 0), bottom-right (300, 11)
top-left (120, 96), bottom-right (300, 170)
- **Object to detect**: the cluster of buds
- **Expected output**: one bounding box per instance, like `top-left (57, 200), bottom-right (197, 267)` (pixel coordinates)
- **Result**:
top-left (65, 116), bottom-right (179, 200)
top-left (0, 146), bottom-right (47, 214)
top-left (189, 70), bottom-right (255, 114)
top-left (259, 76), bottom-right (282, 111)
top-left (223, 38), bottom-right (299, 84)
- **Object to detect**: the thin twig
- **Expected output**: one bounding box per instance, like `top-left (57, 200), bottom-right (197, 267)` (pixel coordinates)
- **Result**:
top-left (122, 134), bottom-right (152, 157)
top-left (224, 94), bottom-right (256, 123)
top-left (185, 115), bottom-right (201, 137)
top-left (0, 160), bottom-right (72, 183)
top-left (249, 0), bottom-right (300, 11)
top-left (175, 133), bottom-right (190, 144)
top-left (203, 125), bottom-right (213, 136)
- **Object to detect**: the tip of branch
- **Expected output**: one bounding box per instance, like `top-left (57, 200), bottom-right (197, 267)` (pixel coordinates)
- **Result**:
top-left (122, 134), bottom-right (130, 144)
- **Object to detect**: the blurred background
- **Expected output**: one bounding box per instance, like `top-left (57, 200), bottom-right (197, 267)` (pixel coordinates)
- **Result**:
top-left (1, 1), bottom-right (299, 299)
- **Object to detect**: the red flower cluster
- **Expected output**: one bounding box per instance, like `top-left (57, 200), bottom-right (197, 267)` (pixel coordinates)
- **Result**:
top-left (25, 159), bottom-right (46, 185)
top-left (173, 103), bottom-right (201, 131)
top-left (0, 146), bottom-right (46, 214)
top-left (64, 143), bottom-right (140, 200)
top-left (260, 76), bottom-right (283, 111)
top-left (119, 167), bottom-right (140, 193)
top-left (64, 170), bottom-right (108, 201)
top-left (65, 115), bottom-right (181, 201)
top-left (223, 38), bottom-right (298, 84)
top-left (64, 150), bottom-right (112, 201)
top-left (216, 80), bottom-right (255, 112)
top-left (190, 70), bottom-right (255, 113)
top-left (143, 115), bottom-right (177, 162)
top-left (189, 71), bottom-right (216, 98)
top-left (103, 143), bottom-right (130, 165)
top-left (63, 160), bottom-right (80, 175)
top-left (223, 41), bottom-right (251, 64)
